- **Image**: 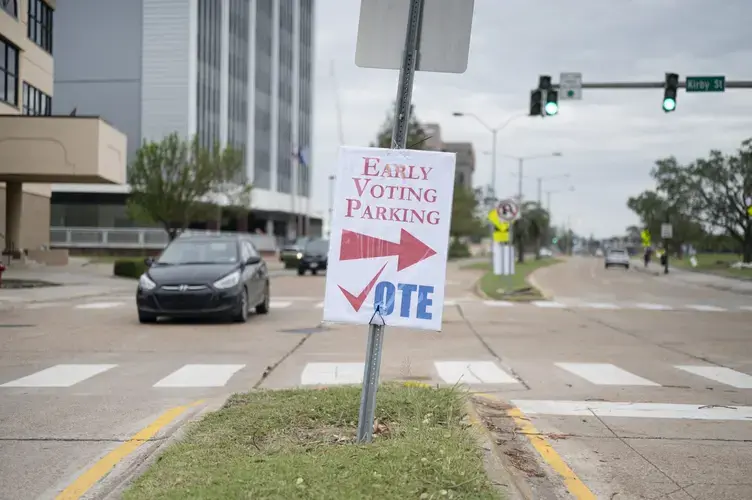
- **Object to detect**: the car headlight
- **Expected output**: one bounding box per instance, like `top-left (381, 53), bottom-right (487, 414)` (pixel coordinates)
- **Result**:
top-left (139, 273), bottom-right (157, 291)
top-left (213, 270), bottom-right (241, 289)
top-left (296, 252), bottom-right (303, 259)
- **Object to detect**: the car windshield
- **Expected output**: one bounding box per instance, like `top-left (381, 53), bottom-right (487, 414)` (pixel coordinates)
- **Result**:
top-left (156, 240), bottom-right (238, 265)
top-left (305, 239), bottom-right (329, 254)
top-left (609, 249), bottom-right (626, 255)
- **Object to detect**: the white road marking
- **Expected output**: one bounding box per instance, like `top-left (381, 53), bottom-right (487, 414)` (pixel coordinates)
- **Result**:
top-left (483, 300), bottom-right (515, 307)
top-left (555, 362), bottom-right (660, 386)
top-left (685, 305), bottom-right (726, 312)
top-left (1, 364), bottom-right (117, 388)
top-left (675, 365), bottom-right (752, 389)
top-left (740, 306), bottom-right (752, 311)
top-left (635, 303), bottom-right (673, 311)
top-left (512, 400), bottom-right (752, 421)
top-left (532, 301), bottom-right (566, 308)
top-left (153, 364), bottom-right (245, 388)
top-left (434, 361), bottom-right (517, 384)
top-left (315, 302), bottom-right (324, 308)
top-left (580, 302), bottom-right (620, 310)
top-left (269, 301), bottom-right (292, 309)
top-left (26, 302), bottom-right (68, 309)
top-left (300, 362), bottom-right (364, 385)
top-left (443, 300), bottom-right (457, 307)
top-left (75, 302), bottom-right (125, 309)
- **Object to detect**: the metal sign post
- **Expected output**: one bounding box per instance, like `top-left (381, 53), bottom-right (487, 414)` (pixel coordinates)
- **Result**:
top-left (356, 0), bottom-right (423, 444)
top-left (352, 0), bottom-right (473, 444)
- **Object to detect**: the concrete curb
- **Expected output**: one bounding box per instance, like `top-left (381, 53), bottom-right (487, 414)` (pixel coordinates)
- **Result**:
top-left (89, 396), bottom-right (228, 500)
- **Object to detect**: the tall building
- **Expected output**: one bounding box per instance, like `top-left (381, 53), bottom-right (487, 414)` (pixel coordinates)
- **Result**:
top-left (0, 0), bottom-right (127, 260)
top-left (443, 142), bottom-right (474, 189)
top-left (50, 0), bottom-right (316, 239)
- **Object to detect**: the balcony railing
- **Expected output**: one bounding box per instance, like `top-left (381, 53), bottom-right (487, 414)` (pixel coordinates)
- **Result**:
top-left (49, 227), bottom-right (279, 253)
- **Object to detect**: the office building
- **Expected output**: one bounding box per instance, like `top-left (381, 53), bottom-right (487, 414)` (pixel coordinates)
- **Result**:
top-left (0, 0), bottom-right (127, 262)
top-left (443, 141), bottom-right (475, 189)
top-left (50, 0), bottom-right (316, 239)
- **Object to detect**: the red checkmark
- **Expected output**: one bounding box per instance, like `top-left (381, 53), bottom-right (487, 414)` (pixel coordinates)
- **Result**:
top-left (338, 262), bottom-right (388, 312)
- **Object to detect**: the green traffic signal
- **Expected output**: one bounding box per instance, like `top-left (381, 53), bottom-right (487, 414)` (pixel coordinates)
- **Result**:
top-left (552, 237), bottom-right (558, 244)
top-left (662, 98), bottom-right (676, 112)
top-left (545, 102), bottom-right (559, 116)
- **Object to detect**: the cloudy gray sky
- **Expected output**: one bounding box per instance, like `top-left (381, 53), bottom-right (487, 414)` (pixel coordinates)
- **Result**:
top-left (308, 0), bottom-right (752, 238)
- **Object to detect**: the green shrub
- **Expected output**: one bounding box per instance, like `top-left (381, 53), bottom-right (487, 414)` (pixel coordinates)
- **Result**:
top-left (448, 239), bottom-right (471, 259)
top-left (113, 258), bottom-right (148, 279)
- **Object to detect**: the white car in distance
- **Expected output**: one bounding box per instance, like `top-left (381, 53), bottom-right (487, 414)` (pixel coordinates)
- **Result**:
top-left (604, 248), bottom-right (630, 269)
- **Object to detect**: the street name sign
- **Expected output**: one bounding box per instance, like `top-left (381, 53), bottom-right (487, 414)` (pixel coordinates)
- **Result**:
top-left (355, 0), bottom-right (475, 73)
top-left (685, 76), bottom-right (725, 92)
top-left (559, 72), bottom-right (583, 100)
top-left (323, 146), bottom-right (456, 331)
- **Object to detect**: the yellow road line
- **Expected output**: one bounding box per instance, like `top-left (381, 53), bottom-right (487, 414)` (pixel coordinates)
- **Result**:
top-left (55, 400), bottom-right (204, 500)
top-left (507, 406), bottom-right (596, 500)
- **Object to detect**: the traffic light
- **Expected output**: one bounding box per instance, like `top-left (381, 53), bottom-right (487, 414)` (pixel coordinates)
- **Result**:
top-left (545, 90), bottom-right (559, 116)
top-left (663, 72), bottom-right (679, 112)
top-left (529, 89), bottom-right (543, 116)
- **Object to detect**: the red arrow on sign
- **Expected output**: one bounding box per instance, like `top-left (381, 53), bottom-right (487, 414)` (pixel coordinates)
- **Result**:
top-left (339, 228), bottom-right (437, 271)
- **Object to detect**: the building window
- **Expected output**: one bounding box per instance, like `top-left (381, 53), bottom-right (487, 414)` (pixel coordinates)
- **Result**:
top-left (28, 0), bottom-right (53, 54)
top-left (0, 38), bottom-right (19, 106)
top-left (1, 0), bottom-right (17, 18)
top-left (22, 82), bottom-right (51, 115)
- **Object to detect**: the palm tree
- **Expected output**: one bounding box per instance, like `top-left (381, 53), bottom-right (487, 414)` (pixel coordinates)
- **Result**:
top-left (513, 202), bottom-right (551, 263)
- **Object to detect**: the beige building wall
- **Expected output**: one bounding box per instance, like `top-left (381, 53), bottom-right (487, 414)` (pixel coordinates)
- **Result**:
top-left (0, 0), bottom-right (55, 250)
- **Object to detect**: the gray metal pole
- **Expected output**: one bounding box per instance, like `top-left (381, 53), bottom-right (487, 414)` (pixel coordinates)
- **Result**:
top-left (490, 129), bottom-right (497, 200)
top-left (537, 177), bottom-right (542, 206)
top-left (356, 0), bottom-right (424, 444)
top-left (547, 191), bottom-right (551, 213)
top-left (517, 158), bottom-right (524, 203)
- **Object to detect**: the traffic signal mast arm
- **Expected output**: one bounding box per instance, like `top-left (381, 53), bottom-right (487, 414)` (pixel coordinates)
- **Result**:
top-left (546, 80), bottom-right (752, 89)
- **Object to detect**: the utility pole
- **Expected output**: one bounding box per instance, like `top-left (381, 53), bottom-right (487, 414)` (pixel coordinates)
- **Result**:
top-left (537, 177), bottom-right (542, 206)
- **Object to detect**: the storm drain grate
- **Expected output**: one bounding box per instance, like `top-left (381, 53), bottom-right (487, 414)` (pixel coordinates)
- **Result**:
top-left (278, 325), bottom-right (331, 334)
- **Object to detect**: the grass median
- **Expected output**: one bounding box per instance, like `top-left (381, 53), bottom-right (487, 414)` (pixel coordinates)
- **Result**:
top-left (669, 253), bottom-right (752, 280)
top-left (464, 258), bottom-right (560, 301)
top-left (123, 384), bottom-right (502, 500)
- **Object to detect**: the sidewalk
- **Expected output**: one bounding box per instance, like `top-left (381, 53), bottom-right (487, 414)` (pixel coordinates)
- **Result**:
top-left (631, 259), bottom-right (752, 295)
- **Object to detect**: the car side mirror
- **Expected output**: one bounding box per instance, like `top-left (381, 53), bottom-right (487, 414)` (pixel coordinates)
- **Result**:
top-left (245, 256), bottom-right (262, 265)
top-left (144, 257), bottom-right (154, 267)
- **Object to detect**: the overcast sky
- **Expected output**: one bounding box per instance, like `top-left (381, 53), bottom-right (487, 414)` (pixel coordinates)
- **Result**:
top-left (308, 0), bottom-right (752, 238)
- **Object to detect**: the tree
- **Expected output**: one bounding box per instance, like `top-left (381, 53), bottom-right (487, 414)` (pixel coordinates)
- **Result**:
top-left (512, 202), bottom-right (551, 262)
top-left (648, 138), bottom-right (752, 261)
top-left (127, 133), bottom-right (252, 241)
top-left (450, 183), bottom-right (485, 240)
top-left (373, 103), bottom-right (429, 149)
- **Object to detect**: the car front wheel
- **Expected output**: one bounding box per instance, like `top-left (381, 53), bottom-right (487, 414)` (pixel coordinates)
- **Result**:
top-left (256, 282), bottom-right (270, 315)
top-left (233, 287), bottom-right (249, 323)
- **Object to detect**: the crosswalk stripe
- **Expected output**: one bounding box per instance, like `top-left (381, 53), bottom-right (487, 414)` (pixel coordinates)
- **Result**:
top-left (555, 362), bottom-right (660, 386)
top-left (581, 302), bottom-right (620, 310)
top-left (0, 364), bottom-right (117, 388)
top-left (483, 300), bottom-right (514, 307)
top-left (635, 303), bottom-right (672, 311)
top-left (434, 361), bottom-right (517, 384)
top-left (443, 300), bottom-right (457, 307)
top-left (300, 362), bottom-right (364, 385)
top-left (675, 365), bottom-right (752, 389)
top-left (153, 364), bottom-right (245, 388)
top-left (75, 302), bottom-right (125, 310)
top-left (532, 301), bottom-right (566, 308)
top-left (741, 306), bottom-right (752, 311)
top-left (685, 305), bottom-right (726, 312)
top-left (511, 400), bottom-right (752, 421)
top-left (269, 301), bottom-right (292, 309)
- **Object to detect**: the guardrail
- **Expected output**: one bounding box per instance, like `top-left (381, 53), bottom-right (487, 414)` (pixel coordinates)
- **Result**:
top-left (49, 227), bottom-right (279, 253)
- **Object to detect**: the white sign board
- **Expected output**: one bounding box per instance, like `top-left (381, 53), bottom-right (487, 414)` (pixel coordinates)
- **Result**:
top-left (355, 0), bottom-right (475, 74)
top-left (661, 223), bottom-right (673, 239)
top-left (497, 199), bottom-right (520, 221)
top-left (323, 146), bottom-right (456, 331)
top-left (559, 72), bottom-right (582, 100)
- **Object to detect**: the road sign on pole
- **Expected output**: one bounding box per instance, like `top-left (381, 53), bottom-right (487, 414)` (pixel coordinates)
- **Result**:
top-left (685, 76), bottom-right (725, 92)
top-left (355, 0), bottom-right (474, 73)
top-left (661, 223), bottom-right (673, 239)
top-left (559, 72), bottom-right (583, 100)
top-left (495, 199), bottom-right (520, 222)
top-left (347, 0), bottom-right (472, 445)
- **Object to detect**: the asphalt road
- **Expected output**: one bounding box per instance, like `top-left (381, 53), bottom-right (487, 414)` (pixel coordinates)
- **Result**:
top-left (0, 257), bottom-right (750, 499)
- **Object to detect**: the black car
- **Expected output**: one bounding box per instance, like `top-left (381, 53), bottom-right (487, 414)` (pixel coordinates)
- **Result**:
top-left (297, 239), bottom-right (329, 275)
top-left (136, 233), bottom-right (270, 323)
